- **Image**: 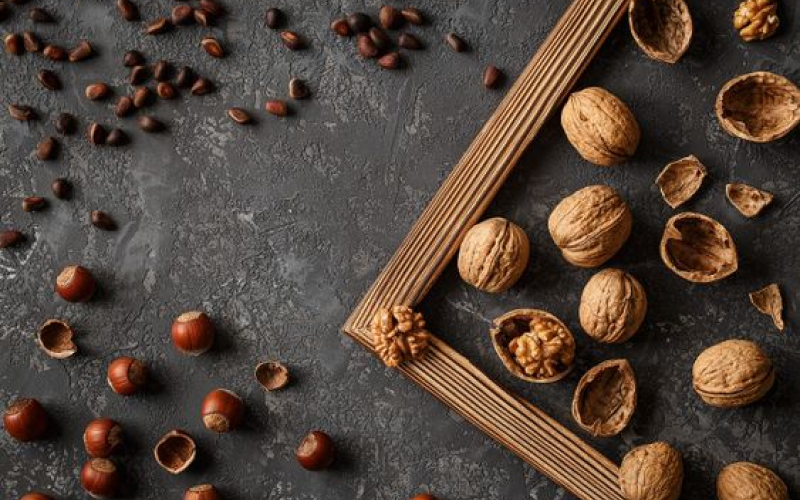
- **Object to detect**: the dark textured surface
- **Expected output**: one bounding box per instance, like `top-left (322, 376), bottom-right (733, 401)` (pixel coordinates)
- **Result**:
top-left (0, 0), bottom-right (798, 499)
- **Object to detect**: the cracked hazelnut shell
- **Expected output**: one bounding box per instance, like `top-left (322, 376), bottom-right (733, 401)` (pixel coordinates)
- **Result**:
top-left (107, 356), bottom-right (147, 395)
top-left (692, 339), bottom-right (774, 407)
top-left (4, 398), bottom-right (47, 441)
top-left (154, 429), bottom-right (196, 474)
top-left (660, 212), bottom-right (738, 283)
top-left (296, 430), bottom-right (335, 470)
top-left (201, 389), bottom-right (244, 433)
top-left (37, 319), bottom-right (77, 358)
top-left (457, 217), bottom-right (530, 293)
top-left (572, 359), bottom-right (637, 437)
top-left (171, 311), bottom-right (215, 355)
top-left (579, 268), bottom-right (647, 344)
top-left (84, 418), bottom-right (123, 458)
top-left (255, 361), bottom-right (290, 391)
top-left (80, 458), bottom-right (121, 498)
top-left (717, 462), bottom-right (789, 500)
top-left (619, 442), bottom-right (683, 500)
top-left (629, 0), bottom-right (693, 64)
top-left (55, 265), bottom-right (96, 302)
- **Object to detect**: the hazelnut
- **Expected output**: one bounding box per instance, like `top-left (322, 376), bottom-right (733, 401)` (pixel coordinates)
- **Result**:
top-left (692, 339), bottom-right (774, 407)
top-left (201, 389), bottom-right (244, 433)
top-left (660, 212), bottom-right (738, 283)
top-left (411, 495), bottom-right (437, 500)
top-left (3, 398), bottom-right (47, 441)
top-left (84, 418), bottom-right (123, 458)
top-left (80, 458), bottom-right (121, 498)
top-left (619, 442), bottom-right (683, 500)
top-left (154, 429), bottom-right (196, 474)
top-left (171, 311), bottom-right (215, 355)
top-left (579, 269), bottom-right (647, 344)
top-left (717, 462), bottom-right (789, 500)
top-left (457, 217), bottom-right (530, 293)
top-left (295, 430), bottom-right (335, 470)
top-left (572, 359), bottom-right (637, 437)
top-left (21, 493), bottom-right (55, 500)
top-left (184, 484), bottom-right (223, 500)
top-left (37, 319), bottom-right (78, 358)
top-left (107, 356), bottom-right (148, 395)
top-left (255, 361), bottom-right (290, 391)
top-left (55, 265), bottom-right (96, 302)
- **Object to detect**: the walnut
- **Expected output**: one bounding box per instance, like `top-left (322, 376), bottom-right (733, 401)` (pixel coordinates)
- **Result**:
top-left (457, 217), bottom-right (529, 293)
top-left (692, 339), bottom-right (774, 408)
top-left (490, 309), bottom-right (575, 383)
top-left (656, 155), bottom-right (707, 209)
top-left (560, 87), bottom-right (640, 166)
top-left (548, 185), bottom-right (632, 268)
top-left (579, 269), bottom-right (647, 344)
top-left (629, 0), bottom-right (693, 64)
top-left (733, 0), bottom-right (780, 42)
top-left (715, 71), bottom-right (799, 143)
top-left (619, 442), bottom-right (683, 500)
top-left (660, 212), bottom-right (738, 283)
top-left (371, 306), bottom-right (430, 367)
top-left (749, 283), bottom-right (784, 332)
top-left (726, 183), bottom-right (773, 218)
top-left (571, 359), bottom-right (637, 437)
top-left (717, 462), bottom-right (789, 500)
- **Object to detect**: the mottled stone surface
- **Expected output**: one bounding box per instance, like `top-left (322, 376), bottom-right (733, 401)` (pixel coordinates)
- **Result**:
top-left (0, 0), bottom-right (798, 499)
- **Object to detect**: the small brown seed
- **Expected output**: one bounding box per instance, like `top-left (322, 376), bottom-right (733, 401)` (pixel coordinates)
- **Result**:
top-left (22, 31), bottom-right (42, 52)
top-left (280, 31), bottom-right (305, 50)
top-left (175, 66), bottom-right (196, 88)
top-left (129, 65), bottom-right (149, 85)
top-left (398, 32), bottom-right (422, 50)
top-left (9, 104), bottom-right (35, 121)
top-left (115, 96), bottom-right (135, 117)
top-left (201, 36), bottom-right (224, 58)
top-left (330, 19), bottom-right (351, 37)
top-left (117, 0), bottom-right (139, 21)
top-left (378, 51), bottom-right (401, 69)
top-left (445, 32), bottom-right (467, 52)
top-left (483, 65), bottom-right (503, 89)
top-left (265, 7), bottom-right (283, 29)
top-left (191, 77), bottom-right (213, 95)
top-left (194, 8), bottom-right (212, 27)
top-left (37, 70), bottom-right (62, 91)
top-left (357, 34), bottom-right (379, 58)
top-left (51, 178), bottom-right (71, 199)
top-left (401, 7), bottom-right (424, 25)
top-left (43, 44), bottom-right (67, 61)
top-left (105, 129), bottom-right (129, 147)
top-left (153, 60), bottom-right (172, 81)
top-left (0, 2), bottom-right (10, 22)
top-left (264, 99), bottom-right (288, 117)
top-left (137, 116), bottom-right (165, 133)
top-left (36, 136), bottom-right (58, 160)
top-left (54, 113), bottom-right (77, 134)
top-left (227, 107), bottom-right (252, 124)
top-left (199, 0), bottom-right (224, 17)
top-left (369, 27), bottom-right (390, 51)
top-left (91, 211), bottom-right (117, 230)
top-left (288, 78), bottom-right (310, 100)
top-left (171, 4), bottom-right (194, 25)
top-left (123, 50), bottom-right (144, 67)
top-left (347, 12), bottom-right (371, 33)
top-left (379, 5), bottom-right (401, 29)
top-left (29, 6), bottom-right (54, 23)
top-left (68, 40), bottom-right (93, 62)
top-left (87, 123), bottom-right (107, 145)
top-left (0, 230), bottom-right (25, 249)
top-left (22, 196), bottom-right (46, 212)
top-left (133, 87), bottom-right (151, 108)
top-left (4, 33), bottom-right (23, 55)
top-left (156, 82), bottom-right (177, 99)
top-left (86, 83), bottom-right (111, 101)
top-left (146, 17), bottom-right (171, 35)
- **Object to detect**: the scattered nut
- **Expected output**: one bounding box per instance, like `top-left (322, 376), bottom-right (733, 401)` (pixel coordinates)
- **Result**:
top-left (579, 268), bottom-right (647, 344)
top-left (22, 196), bottom-right (46, 212)
top-left (733, 0), bottom-right (779, 42)
top-left (55, 265), bottom-right (96, 302)
top-left (255, 361), bottom-right (290, 391)
top-left (201, 389), bottom-right (244, 433)
top-left (37, 319), bottom-right (77, 359)
top-left (80, 458), bottom-right (121, 498)
top-left (83, 418), bottom-right (123, 458)
top-left (717, 462), bottom-right (789, 500)
top-left (3, 398), bottom-right (47, 441)
top-left (457, 217), bottom-right (530, 293)
top-left (726, 183), bottom-right (773, 217)
top-left (36, 136), bottom-right (59, 161)
top-left (91, 210), bottom-right (117, 231)
top-left (107, 356), bottom-right (148, 395)
top-left (184, 485), bottom-right (222, 500)
top-left (296, 430), bottom-right (335, 470)
top-left (656, 155), bottom-right (707, 209)
top-left (749, 283), bottom-right (784, 331)
top-left (0, 230), bottom-right (25, 248)
top-left (171, 311), bottom-right (215, 355)
top-left (154, 429), bottom-right (196, 474)
top-left (571, 359), bottom-right (637, 437)
top-left (619, 442), bottom-right (683, 500)
top-left (692, 339), bottom-right (774, 407)
top-left (629, 0), bottom-right (693, 64)
top-left (227, 107), bottom-right (252, 124)
top-left (371, 306), bottom-right (430, 367)
top-left (660, 212), bottom-right (738, 283)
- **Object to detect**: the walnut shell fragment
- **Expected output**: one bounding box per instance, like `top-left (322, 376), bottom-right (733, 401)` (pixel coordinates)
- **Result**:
top-left (37, 319), bottom-right (77, 359)
top-left (619, 442), bottom-right (684, 500)
top-left (548, 185), bottom-right (633, 268)
top-left (255, 361), bottom-right (290, 391)
top-left (715, 71), bottom-right (800, 143)
top-left (154, 429), bottom-right (196, 474)
top-left (749, 283), bottom-right (784, 331)
top-left (717, 462), bottom-right (789, 500)
top-left (733, 0), bottom-right (780, 42)
top-left (656, 155), bottom-right (707, 209)
top-left (579, 268), bottom-right (647, 344)
top-left (660, 212), bottom-right (738, 283)
top-left (490, 309), bottom-right (575, 383)
top-left (371, 306), bottom-right (430, 367)
top-left (629, 0), bottom-right (693, 64)
top-left (692, 339), bottom-right (774, 407)
top-left (726, 183), bottom-right (773, 218)
top-left (457, 217), bottom-right (530, 293)
top-left (571, 359), bottom-right (637, 437)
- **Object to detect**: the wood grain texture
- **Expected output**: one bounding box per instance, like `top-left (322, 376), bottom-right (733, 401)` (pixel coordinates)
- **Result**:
top-left (343, 0), bottom-right (629, 499)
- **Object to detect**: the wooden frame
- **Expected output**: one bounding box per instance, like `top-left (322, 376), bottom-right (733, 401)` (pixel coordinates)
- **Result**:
top-left (342, 1), bottom-right (629, 498)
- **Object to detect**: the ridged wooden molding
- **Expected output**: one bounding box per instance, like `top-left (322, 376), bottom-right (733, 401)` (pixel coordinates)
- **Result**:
top-left (343, 1), bottom-right (629, 499)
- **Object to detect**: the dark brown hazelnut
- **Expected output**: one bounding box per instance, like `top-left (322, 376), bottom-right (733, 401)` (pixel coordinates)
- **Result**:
top-left (80, 458), bottom-right (121, 498)
top-left (171, 311), bottom-right (215, 355)
top-left (84, 418), bottom-right (123, 458)
top-left (21, 493), bottom-right (55, 500)
top-left (201, 389), bottom-right (244, 433)
top-left (184, 484), bottom-right (222, 500)
top-left (154, 429), bottom-right (196, 474)
top-left (410, 495), bottom-right (437, 500)
top-left (55, 265), bottom-right (96, 302)
top-left (3, 398), bottom-right (47, 441)
top-left (295, 430), bottom-right (335, 471)
top-left (107, 356), bottom-right (147, 395)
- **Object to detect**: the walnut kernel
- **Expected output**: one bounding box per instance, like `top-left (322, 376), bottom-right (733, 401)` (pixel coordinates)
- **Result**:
top-left (371, 306), bottom-right (430, 367)
top-left (733, 0), bottom-right (779, 42)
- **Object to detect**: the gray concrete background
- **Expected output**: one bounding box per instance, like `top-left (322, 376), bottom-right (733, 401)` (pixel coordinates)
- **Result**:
top-left (0, 0), bottom-right (798, 499)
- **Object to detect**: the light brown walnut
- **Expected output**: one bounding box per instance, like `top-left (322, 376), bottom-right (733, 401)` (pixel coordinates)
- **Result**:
top-left (572, 359), bottom-right (637, 437)
top-left (660, 212), bottom-right (738, 283)
top-left (457, 217), bottom-right (529, 293)
top-left (619, 442), bottom-right (683, 500)
top-left (733, 0), bottom-right (780, 42)
top-left (579, 268), bottom-right (647, 344)
top-left (656, 155), bottom-right (707, 209)
top-left (629, 0), bottom-right (693, 64)
top-left (717, 462), bottom-right (789, 500)
top-left (692, 339), bottom-right (774, 407)
top-left (371, 306), bottom-right (430, 368)
top-left (726, 183), bottom-right (773, 218)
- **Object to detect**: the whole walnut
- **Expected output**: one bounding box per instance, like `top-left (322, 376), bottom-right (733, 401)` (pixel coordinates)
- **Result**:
top-left (717, 462), bottom-right (789, 500)
top-left (561, 87), bottom-right (640, 166)
top-left (371, 306), bottom-right (430, 368)
top-left (548, 185), bottom-right (632, 268)
top-left (579, 268), bottom-right (647, 344)
top-left (619, 442), bottom-right (683, 500)
top-left (457, 217), bottom-right (530, 293)
top-left (692, 339), bottom-right (774, 407)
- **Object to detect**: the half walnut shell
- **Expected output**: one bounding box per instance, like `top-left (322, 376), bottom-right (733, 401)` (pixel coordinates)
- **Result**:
top-left (692, 339), bottom-right (774, 408)
top-left (656, 155), bottom-right (707, 209)
top-left (571, 359), bottom-right (637, 437)
top-left (490, 309), bottom-right (575, 384)
top-left (154, 429), bottom-right (196, 474)
top-left (660, 212), bottom-right (738, 283)
top-left (37, 319), bottom-right (77, 359)
top-left (750, 283), bottom-right (784, 332)
top-left (715, 71), bottom-right (800, 143)
top-left (629, 0), bottom-right (693, 64)
top-left (726, 183), bottom-right (773, 218)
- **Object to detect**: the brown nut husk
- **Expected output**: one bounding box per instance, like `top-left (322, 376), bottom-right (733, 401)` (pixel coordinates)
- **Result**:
top-left (656, 155), bottom-right (707, 209)
top-left (371, 306), bottom-right (430, 367)
top-left (457, 217), bottom-right (530, 293)
top-left (579, 269), bottom-right (647, 344)
top-left (561, 88), bottom-right (640, 166)
top-left (37, 319), bottom-right (77, 359)
top-left (660, 212), bottom-right (738, 283)
top-left (717, 462), bottom-right (789, 500)
top-left (715, 71), bottom-right (800, 143)
top-left (254, 361), bottom-right (290, 391)
top-left (619, 442), bottom-right (683, 500)
top-left (548, 185), bottom-right (633, 268)
top-left (629, 0), bottom-right (693, 64)
top-left (154, 429), bottom-right (196, 474)
top-left (749, 283), bottom-right (784, 331)
top-left (572, 359), bottom-right (636, 437)
top-left (726, 183), bottom-right (773, 218)
top-left (490, 309), bottom-right (575, 383)
top-left (733, 0), bottom-right (780, 42)
top-left (692, 339), bottom-right (774, 407)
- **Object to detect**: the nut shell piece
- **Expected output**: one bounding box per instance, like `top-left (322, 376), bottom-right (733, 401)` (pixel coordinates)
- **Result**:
top-left (548, 185), bottom-right (633, 268)
top-left (726, 183), bottom-right (773, 218)
top-left (629, 0), bottom-right (693, 64)
top-left (571, 359), bottom-right (637, 437)
top-left (579, 269), bottom-right (647, 344)
top-left (457, 217), bottom-right (530, 293)
top-left (717, 462), bottom-right (789, 500)
top-left (692, 339), bottom-right (774, 407)
top-left (254, 361), bottom-right (290, 391)
top-left (660, 212), bottom-right (738, 283)
top-left (733, 0), bottom-right (780, 42)
top-left (561, 87), bottom-right (640, 166)
top-left (715, 71), bottom-right (800, 143)
top-left (490, 309), bottom-right (575, 383)
top-left (656, 155), bottom-right (707, 209)
top-left (154, 429), bottom-right (196, 474)
top-left (749, 283), bottom-right (784, 331)
top-left (371, 306), bottom-right (430, 367)
top-left (619, 442), bottom-right (683, 500)
top-left (37, 319), bottom-right (77, 358)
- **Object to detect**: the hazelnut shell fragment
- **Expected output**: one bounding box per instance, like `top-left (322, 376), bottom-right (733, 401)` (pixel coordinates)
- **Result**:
top-left (457, 217), bottom-right (529, 293)
top-left (726, 183), bottom-right (773, 218)
top-left (659, 212), bottom-right (738, 283)
top-left (656, 155), bottom-right (707, 209)
top-left (629, 0), bottom-right (693, 64)
top-left (692, 339), bottom-right (774, 407)
top-left (255, 361), bottom-right (290, 391)
top-left (154, 429), bottom-right (197, 474)
top-left (749, 283), bottom-right (784, 332)
top-left (571, 359), bottom-right (637, 437)
top-left (37, 319), bottom-right (77, 359)
top-left (579, 268), bottom-right (647, 344)
top-left (717, 461), bottom-right (789, 500)
top-left (619, 442), bottom-right (683, 500)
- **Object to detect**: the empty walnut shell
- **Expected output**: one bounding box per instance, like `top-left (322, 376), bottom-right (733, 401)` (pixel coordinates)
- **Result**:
top-left (490, 309), bottom-right (575, 383)
top-left (660, 212), bottom-right (738, 283)
top-left (619, 442), bottom-right (684, 500)
top-left (749, 283), bottom-right (784, 332)
top-left (571, 359), bottom-right (637, 437)
top-left (579, 269), bottom-right (647, 344)
top-left (254, 361), bottom-right (290, 391)
top-left (629, 0), bottom-right (693, 64)
top-left (692, 339), bottom-right (774, 408)
top-left (549, 185), bottom-right (633, 268)
top-left (726, 183), bottom-right (773, 218)
top-left (37, 319), bottom-right (77, 359)
top-left (715, 71), bottom-right (800, 143)
top-left (656, 155), bottom-right (707, 209)
top-left (717, 462), bottom-right (789, 500)
top-left (457, 217), bottom-right (530, 293)
top-left (154, 429), bottom-right (196, 474)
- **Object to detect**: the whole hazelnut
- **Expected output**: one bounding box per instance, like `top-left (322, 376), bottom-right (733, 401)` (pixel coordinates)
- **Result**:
top-left (84, 418), bottom-right (124, 458)
top-left (80, 458), bottom-right (121, 498)
top-left (184, 484), bottom-right (222, 500)
top-left (296, 430), bottom-right (335, 470)
top-left (171, 311), bottom-right (215, 355)
top-left (107, 356), bottom-right (148, 395)
top-left (55, 265), bottom-right (96, 302)
top-left (717, 462), bottom-right (789, 500)
top-left (3, 398), bottom-right (47, 441)
top-left (457, 217), bottom-right (530, 293)
top-left (21, 493), bottom-right (55, 500)
top-left (619, 442), bottom-right (683, 500)
top-left (411, 495), bottom-right (437, 500)
top-left (200, 389), bottom-right (244, 433)
top-left (579, 268), bottom-right (647, 344)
